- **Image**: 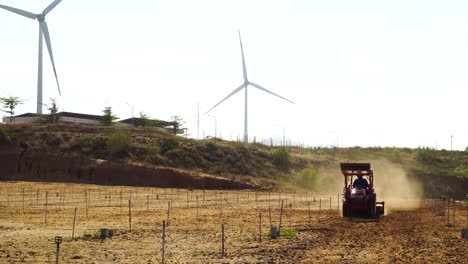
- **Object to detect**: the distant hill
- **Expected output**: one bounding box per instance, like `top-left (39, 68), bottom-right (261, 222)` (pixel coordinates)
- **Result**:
top-left (0, 123), bottom-right (466, 199)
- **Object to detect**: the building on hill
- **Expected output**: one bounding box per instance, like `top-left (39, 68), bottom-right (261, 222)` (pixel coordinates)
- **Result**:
top-left (1, 113), bottom-right (42, 123)
top-left (2, 111), bottom-right (102, 125)
top-left (118, 117), bottom-right (174, 133)
top-left (1, 112), bottom-right (176, 132)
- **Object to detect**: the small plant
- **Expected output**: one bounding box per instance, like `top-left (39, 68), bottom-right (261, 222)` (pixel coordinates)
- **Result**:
top-left (266, 230), bottom-right (296, 237)
top-left (191, 252), bottom-right (201, 257)
top-left (187, 187), bottom-right (194, 191)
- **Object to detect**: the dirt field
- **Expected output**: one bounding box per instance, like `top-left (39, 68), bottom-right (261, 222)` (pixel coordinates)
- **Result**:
top-left (0, 181), bottom-right (466, 263)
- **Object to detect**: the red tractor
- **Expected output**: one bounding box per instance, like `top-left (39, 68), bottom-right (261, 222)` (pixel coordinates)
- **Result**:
top-left (341, 163), bottom-right (384, 218)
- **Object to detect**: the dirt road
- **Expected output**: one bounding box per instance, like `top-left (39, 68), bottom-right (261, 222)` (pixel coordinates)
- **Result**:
top-left (0, 182), bottom-right (466, 263)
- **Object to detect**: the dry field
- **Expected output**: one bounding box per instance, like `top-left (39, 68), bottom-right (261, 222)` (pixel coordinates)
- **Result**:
top-left (0, 181), bottom-right (466, 263)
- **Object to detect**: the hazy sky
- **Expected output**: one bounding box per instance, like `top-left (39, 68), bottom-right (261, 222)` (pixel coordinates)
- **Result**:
top-left (0, 0), bottom-right (467, 150)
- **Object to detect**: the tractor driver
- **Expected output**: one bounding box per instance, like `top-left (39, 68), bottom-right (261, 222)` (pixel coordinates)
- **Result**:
top-left (353, 175), bottom-right (369, 188)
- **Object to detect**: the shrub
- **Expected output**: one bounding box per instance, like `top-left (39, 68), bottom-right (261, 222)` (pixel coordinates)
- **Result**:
top-left (273, 148), bottom-right (290, 171)
top-left (159, 137), bottom-right (178, 154)
top-left (107, 132), bottom-right (132, 157)
top-left (390, 149), bottom-right (402, 163)
top-left (416, 147), bottom-right (436, 163)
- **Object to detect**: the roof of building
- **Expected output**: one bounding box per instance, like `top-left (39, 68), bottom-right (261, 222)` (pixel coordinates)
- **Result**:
top-left (57, 112), bottom-right (102, 121)
top-left (14, 113), bottom-right (44, 118)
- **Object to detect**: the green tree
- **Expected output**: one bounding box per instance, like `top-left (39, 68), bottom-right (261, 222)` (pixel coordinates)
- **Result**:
top-left (135, 112), bottom-right (150, 127)
top-left (465, 146), bottom-right (468, 152)
top-left (0, 96), bottom-right (24, 123)
top-left (46, 98), bottom-right (59, 124)
top-left (273, 148), bottom-right (291, 171)
top-left (170, 115), bottom-right (186, 135)
top-left (101, 106), bottom-right (118, 126)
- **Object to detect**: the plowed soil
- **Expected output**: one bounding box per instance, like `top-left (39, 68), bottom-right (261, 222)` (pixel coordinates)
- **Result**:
top-left (0, 181), bottom-right (466, 263)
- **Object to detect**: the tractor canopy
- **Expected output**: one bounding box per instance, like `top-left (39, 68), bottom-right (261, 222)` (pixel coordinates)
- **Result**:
top-left (340, 163), bottom-right (371, 172)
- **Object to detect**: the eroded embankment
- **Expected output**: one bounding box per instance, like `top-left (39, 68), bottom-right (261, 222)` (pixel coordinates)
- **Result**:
top-left (0, 140), bottom-right (251, 189)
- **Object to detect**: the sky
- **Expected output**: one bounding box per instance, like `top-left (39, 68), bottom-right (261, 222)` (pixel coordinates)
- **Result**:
top-left (0, 0), bottom-right (467, 150)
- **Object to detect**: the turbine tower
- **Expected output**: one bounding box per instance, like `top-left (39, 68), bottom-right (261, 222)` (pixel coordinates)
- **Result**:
top-left (0, 0), bottom-right (63, 114)
top-left (206, 31), bottom-right (294, 143)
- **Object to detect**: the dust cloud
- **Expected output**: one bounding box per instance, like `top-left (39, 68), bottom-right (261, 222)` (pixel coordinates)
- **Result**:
top-left (371, 160), bottom-right (423, 212)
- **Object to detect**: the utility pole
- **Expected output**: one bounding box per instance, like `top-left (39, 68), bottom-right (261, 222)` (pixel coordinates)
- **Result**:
top-left (197, 103), bottom-right (200, 139)
top-left (450, 135), bottom-right (453, 170)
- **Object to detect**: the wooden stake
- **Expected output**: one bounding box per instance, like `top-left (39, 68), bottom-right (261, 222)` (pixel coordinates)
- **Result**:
top-left (221, 224), bottom-right (225, 256)
top-left (196, 195), bottom-right (199, 220)
top-left (268, 207), bottom-right (272, 230)
top-left (162, 220), bottom-right (166, 264)
top-left (308, 201), bottom-right (311, 228)
top-left (278, 200), bottom-right (284, 234)
top-left (166, 201), bottom-right (171, 226)
top-left (289, 203), bottom-right (292, 232)
top-left (45, 192), bottom-right (48, 225)
top-left (72, 207), bottom-right (77, 239)
top-left (147, 195), bottom-right (149, 211)
top-left (129, 200), bottom-right (132, 231)
top-left (330, 197), bottom-right (332, 211)
top-left (259, 212), bottom-right (262, 243)
top-left (120, 189), bottom-right (123, 215)
top-left (22, 188), bottom-right (25, 214)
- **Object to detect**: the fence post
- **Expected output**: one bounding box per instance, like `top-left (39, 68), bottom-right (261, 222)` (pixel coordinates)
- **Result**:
top-left (308, 201), bottom-right (311, 228)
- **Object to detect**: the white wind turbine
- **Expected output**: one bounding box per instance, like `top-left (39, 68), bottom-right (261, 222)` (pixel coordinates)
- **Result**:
top-left (206, 31), bottom-right (294, 143)
top-left (0, 0), bottom-right (63, 114)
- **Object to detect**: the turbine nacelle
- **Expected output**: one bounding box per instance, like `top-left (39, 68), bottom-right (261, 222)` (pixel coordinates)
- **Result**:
top-left (36, 14), bottom-right (45, 21)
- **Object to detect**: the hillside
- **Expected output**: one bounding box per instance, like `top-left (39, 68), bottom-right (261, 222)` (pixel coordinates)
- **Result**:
top-left (0, 123), bottom-right (467, 198)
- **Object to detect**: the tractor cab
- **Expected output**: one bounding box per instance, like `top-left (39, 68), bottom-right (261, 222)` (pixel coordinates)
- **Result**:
top-left (341, 163), bottom-right (384, 218)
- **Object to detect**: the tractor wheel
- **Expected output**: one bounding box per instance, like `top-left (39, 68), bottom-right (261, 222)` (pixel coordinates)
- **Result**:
top-left (342, 204), bottom-right (348, 217)
top-left (368, 196), bottom-right (376, 218)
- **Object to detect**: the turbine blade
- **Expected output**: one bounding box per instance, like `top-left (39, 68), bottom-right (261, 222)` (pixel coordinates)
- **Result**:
top-left (0, 4), bottom-right (36, 20)
top-left (249, 82), bottom-right (295, 104)
top-left (43, 0), bottom-right (62, 15)
top-left (205, 83), bottom-right (246, 114)
top-left (238, 31), bottom-right (248, 81)
top-left (41, 21), bottom-right (61, 95)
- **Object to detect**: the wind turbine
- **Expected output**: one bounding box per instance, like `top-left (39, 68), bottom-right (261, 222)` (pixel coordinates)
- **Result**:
top-left (0, 0), bottom-right (63, 114)
top-left (206, 31), bottom-right (294, 143)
